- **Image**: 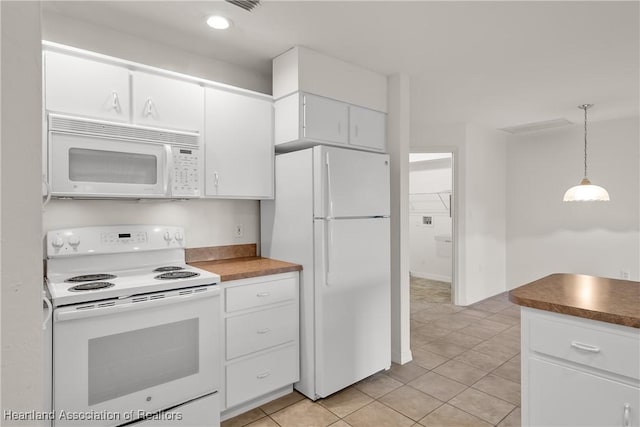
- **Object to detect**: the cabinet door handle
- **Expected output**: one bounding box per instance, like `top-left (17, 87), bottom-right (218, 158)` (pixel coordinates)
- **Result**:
top-left (624, 403), bottom-right (631, 427)
top-left (257, 328), bottom-right (271, 335)
top-left (570, 341), bottom-right (601, 353)
top-left (256, 292), bottom-right (270, 297)
top-left (213, 172), bottom-right (219, 187)
top-left (144, 98), bottom-right (154, 117)
top-left (111, 91), bottom-right (121, 113)
top-left (256, 370), bottom-right (271, 379)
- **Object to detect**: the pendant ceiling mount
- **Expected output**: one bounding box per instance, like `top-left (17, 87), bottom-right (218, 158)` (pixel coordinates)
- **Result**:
top-left (563, 104), bottom-right (610, 202)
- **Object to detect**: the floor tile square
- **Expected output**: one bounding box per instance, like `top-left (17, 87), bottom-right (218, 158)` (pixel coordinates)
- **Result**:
top-left (386, 362), bottom-right (429, 384)
top-left (259, 390), bottom-right (306, 414)
top-left (433, 359), bottom-right (488, 386)
top-left (438, 331), bottom-right (485, 348)
top-left (449, 388), bottom-right (515, 425)
top-left (270, 400), bottom-right (339, 427)
top-left (418, 403), bottom-right (492, 427)
top-left (407, 372), bottom-right (467, 402)
top-left (497, 407), bottom-right (521, 427)
top-left (492, 356), bottom-right (521, 384)
top-left (378, 385), bottom-right (443, 421)
top-left (344, 401), bottom-right (414, 427)
top-left (472, 374), bottom-right (521, 405)
top-left (457, 325), bottom-right (500, 339)
top-left (473, 340), bottom-right (519, 361)
top-left (222, 408), bottom-right (266, 427)
top-left (420, 339), bottom-right (468, 358)
top-left (354, 373), bottom-right (403, 399)
top-left (319, 387), bottom-right (373, 418)
top-left (454, 349), bottom-right (507, 372)
top-left (411, 347), bottom-right (449, 370)
top-left (245, 417), bottom-right (279, 427)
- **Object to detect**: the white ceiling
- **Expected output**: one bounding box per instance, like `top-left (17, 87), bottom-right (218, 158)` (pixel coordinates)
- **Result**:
top-left (43, 1), bottom-right (639, 129)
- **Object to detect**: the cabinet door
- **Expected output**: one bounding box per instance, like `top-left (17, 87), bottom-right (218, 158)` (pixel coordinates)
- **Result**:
top-left (204, 87), bottom-right (273, 199)
top-left (132, 71), bottom-right (204, 132)
top-left (303, 94), bottom-right (348, 144)
top-left (45, 51), bottom-right (130, 121)
top-left (528, 357), bottom-right (639, 427)
top-left (349, 105), bottom-right (386, 152)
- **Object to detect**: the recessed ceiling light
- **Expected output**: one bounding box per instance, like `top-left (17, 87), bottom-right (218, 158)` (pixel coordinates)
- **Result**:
top-left (207, 15), bottom-right (231, 30)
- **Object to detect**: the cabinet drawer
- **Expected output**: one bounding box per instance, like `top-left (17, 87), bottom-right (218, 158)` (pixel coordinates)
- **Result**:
top-left (225, 276), bottom-right (296, 312)
top-left (529, 314), bottom-right (640, 380)
top-left (226, 304), bottom-right (297, 359)
top-left (226, 345), bottom-right (298, 408)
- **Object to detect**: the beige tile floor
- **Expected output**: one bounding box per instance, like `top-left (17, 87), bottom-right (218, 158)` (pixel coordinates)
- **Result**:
top-left (222, 278), bottom-right (521, 427)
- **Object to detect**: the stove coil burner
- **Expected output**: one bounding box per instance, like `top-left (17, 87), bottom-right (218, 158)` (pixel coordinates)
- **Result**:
top-left (153, 266), bottom-right (185, 272)
top-left (65, 274), bottom-right (117, 283)
top-left (68, 282), bottom-right (115, 292)
top-left (154, 271), bottom-right (200, 280)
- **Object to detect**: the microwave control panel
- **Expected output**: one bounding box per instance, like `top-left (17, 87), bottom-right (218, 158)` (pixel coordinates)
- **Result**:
top-left (171, 148), bottom-right (200, 197)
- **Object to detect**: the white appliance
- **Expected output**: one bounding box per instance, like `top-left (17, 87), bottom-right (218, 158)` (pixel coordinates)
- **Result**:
top-left (45, 225), bottom-right (220, 427)
top-left (261, 146), bottom-right (391, 399)
top-left (47, 114), bottom-right (201, 199)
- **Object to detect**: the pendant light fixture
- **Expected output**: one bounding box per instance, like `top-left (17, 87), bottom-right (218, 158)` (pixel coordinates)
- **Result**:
top-left (563, 104), bottom-right (610, 202)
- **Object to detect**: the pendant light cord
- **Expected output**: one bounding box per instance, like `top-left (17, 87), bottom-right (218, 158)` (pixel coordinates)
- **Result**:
top-left (583, 105), bottom-right (588, 178)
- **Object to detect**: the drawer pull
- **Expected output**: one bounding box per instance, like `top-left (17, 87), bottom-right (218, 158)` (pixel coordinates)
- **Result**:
top-left (256, 370), bottom-right (271, 379)
top-left (623, 403), bottom-right (630, 427)
top-left (257, 328), bottom-right (271, 335)
top-left (570, 341), bottom-right (601, 353)
top-left (256, 292), bottom-right (270, 297)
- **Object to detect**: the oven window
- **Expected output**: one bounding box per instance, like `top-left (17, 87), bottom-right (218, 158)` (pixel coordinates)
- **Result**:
top-left (69, 148), bottom-right (158, 184)
top-left (88, 318), bottom-right (198, 406)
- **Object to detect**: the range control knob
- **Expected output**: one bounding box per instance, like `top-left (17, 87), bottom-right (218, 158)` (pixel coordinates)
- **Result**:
top-left (51, 236), bottom-right (64, 249)
top-left (174, 232), bottom-right (184, 243)
top-left (68, 236), bottom-right (81, 248)
top-left (163, 231), bottom-right (173, 243)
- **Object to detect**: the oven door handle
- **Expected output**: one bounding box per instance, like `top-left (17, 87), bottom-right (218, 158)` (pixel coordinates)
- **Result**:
top-left (55, 289), bottom-right (219, 322)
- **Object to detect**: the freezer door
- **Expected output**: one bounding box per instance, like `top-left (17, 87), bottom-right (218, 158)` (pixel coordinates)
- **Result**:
top-left (314, 217), bottom-right (391, 398)
top-left (313, 146), bottom-right (390, 218)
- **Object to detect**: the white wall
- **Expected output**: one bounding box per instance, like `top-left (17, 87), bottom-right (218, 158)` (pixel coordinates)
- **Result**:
top-left (506, 116), bottom-right (640, 286)
top-left (1, 1), bottom-right (44, 421)
top-left (463, 124), bottom-right (507, 303)
top-left (409, 158), bottom-right (453, 282)
top-left (40, 9), bottom-right (268, 248)
top-left (411, 123), bottom-right (507, 305)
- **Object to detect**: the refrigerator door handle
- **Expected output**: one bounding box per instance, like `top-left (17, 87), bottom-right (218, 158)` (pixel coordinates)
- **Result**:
top-left (325, 152), bottom-right (335, 219)
top-left (326, 219), bottom-right (333, 286)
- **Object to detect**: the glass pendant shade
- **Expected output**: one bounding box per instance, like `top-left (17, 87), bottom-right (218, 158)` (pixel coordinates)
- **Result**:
top-left (563, 104), bottom-right (610, 202)
top-left (563, 178), bottom-right (610, 202)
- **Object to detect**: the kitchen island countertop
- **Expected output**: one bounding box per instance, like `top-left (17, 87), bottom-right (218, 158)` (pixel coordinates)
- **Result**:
top-left (509, 273), bottom-right (640, 328)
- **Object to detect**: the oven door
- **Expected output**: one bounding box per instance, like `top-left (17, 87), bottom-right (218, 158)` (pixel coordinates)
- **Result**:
top-left (52, 287), bottom-right (220, 427)
top-left (49, 131), bottom-right (169, 198)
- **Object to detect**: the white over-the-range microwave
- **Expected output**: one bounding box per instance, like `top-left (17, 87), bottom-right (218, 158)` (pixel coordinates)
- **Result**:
top-left (46, 113), bottom-right (201, 199)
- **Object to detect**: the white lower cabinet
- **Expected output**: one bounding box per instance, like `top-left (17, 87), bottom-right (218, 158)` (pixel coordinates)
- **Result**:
top-left (220, 272), bottom-right (299, 420)
top-left (522, 308), bottom-right (640, 427)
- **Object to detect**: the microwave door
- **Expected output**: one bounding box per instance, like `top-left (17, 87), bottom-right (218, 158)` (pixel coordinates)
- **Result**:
top-left (49, 132), bottom-right (167, 198)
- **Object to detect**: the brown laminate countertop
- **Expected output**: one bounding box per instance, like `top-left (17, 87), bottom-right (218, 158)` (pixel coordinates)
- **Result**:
top-left (509, 273), bottom-right (640, 328)
top-left (189, 256), bottom-right (302, 282)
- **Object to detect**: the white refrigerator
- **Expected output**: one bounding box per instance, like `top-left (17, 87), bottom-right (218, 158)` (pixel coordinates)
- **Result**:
top-left (261, 145), bottom-right (391, 400)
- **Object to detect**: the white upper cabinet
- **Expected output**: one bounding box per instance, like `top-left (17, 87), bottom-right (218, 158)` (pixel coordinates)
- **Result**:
top-left (303, 94), bottom-right (349, 144)
top-left (274, 92), bottom-right (386, 153)
top-left (204, 87), bottom-right (273, 199)
top-left (131, 71), bottom-right (204, 132)
top-left (45, 51), bottom-right (130, 122)
top-left (349, 105), bottom-right (386, 152)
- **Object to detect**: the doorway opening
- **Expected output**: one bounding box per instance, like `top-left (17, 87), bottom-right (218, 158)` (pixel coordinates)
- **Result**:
top-left (408, 152), bottom-right (454, 305)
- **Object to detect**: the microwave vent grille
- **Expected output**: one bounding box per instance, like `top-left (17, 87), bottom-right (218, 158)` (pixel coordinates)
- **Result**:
top-left (49, 115), bottom-right (199, 146)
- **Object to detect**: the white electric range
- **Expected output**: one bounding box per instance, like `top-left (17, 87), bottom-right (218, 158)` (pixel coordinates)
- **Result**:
top-left (45, 225), bottom-right (221, 427)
